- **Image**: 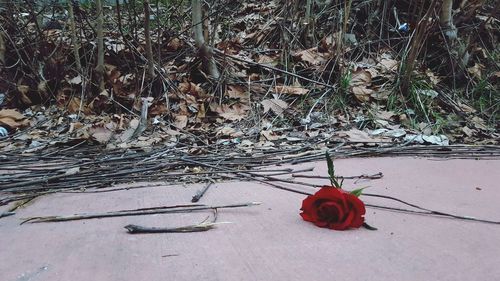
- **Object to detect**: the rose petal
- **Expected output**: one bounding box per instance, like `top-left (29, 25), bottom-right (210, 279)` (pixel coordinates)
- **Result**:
top-left (313, 187), bottom-right (348, 206)
top-left (300, 211), bottom-right (314, 222)
top-left (313, 220), bottom-right (329, 228)
top-left (349, 212), bottom-right (365, 228)
top-left (343, 192), bottom-right (366, 215)
top-left (317, 201), bottom-right (344, 223)
top-left (343, 192), bottom-right (366, 228)
top-left (300, 195), bottom-right (320, 222)
top-left (330, 211), bottom-right (355, 230)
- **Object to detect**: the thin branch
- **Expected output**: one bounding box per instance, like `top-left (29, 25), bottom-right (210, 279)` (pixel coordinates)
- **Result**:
top-left (23, 202), bottom-right (261, 224)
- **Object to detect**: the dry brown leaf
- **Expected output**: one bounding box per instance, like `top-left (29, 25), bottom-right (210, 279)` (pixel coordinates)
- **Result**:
top-left (275, 85), bottom-right (309, 95)
top-left (90, 125), bottom-right (114, 143)
top-left (293, 47), bottom-right (326, 65)
top-left (216, 126), bottom-right (244, 137)
top-left (75, 124), bottom-right (91, 140)
top-left (197, 103), bottom-right (206, 119)
top-left (375, 110), bottom-right (395, 120)
top-left (462, 126), bottom-right (475, 137)
top-left (68, 122), bottom-right (84, 134)
top-left (67, 97), bottom-right (81, 114)
top-left (377, 54), bottom-right (398, 72)
top-left (260, 99), bottom-right (288, 116)
top-left (425, 69), bottom-right (441, 85)
top-left (471, 116), bottom-right (488, 130)
top-left (178, 82), bottom-right (206, 97)
top-left (467, 63), bottom-right (484, 80)
top-left (173, 115), bottom-right (188, 129)
top-left (162, 128), bottom-right (182, 136)
top-left (336, 129), bottom-right (390, 143)
top-left (260, 130), bottom-right (280, 141)
top-left (215, 104), bottom-right (249, 121)
top-left (38, 80), bottom-right (48, 96)
top-left (350, 69), bottom-right (372, 86)
top-left (167, 38), bottom-right (182, 51)
top-left (249, 84), bottom-right (267, 94)
top-left (319, 34), bottom-right (336, 52)
top-left (149, 103), bottom-right (169, 116)
top-left (351, 86), bottom-right (373, 102)
top-left (134, 137), bottom-right (162, 148)
top-left (227, 85), bottom-right (249, 100)
top-left (370, 89), bottom-right (391, 100)
top-left (365, 68), bottom-right (380, 79)
top-left (458, 102), bottom-right (476, 113)
top-left (249, 73), bottom-right (260, 81)
top-left (257, 54), bottom-right (279, 66)
top-left (17, 85), bottom-right (32, 105)
top-left (350, 69), bottom-right (373, 102)
top-left (119, 118), bottom-right (139, 142)
top-left (0, 109), bottom-right (29, 129)
top-left (0, 109), bottom-right (25, 121)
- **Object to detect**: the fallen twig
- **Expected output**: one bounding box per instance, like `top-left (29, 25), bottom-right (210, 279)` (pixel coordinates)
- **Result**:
top-left (191, 182), bottom-right (214, 203)
top-left (22, 202), bottom-right (261, 224)
top-left (292, 172), bottom-right (384, 180)
top-left (125, 222), bottom-right (219, 233)
top-left (0, 211), bottom-right (15, 219)
top-left (124, 209), bottom-right (225, 234)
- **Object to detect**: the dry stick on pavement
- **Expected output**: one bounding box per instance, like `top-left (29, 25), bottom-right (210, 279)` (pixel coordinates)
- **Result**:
top-left (292, 172), bottom-right (384, 180)
top-left (53, 168), bottom-right (315, 195)
top-left (0, 212), bottom-right (15, 219)
top-left (363, 203), bottom-right (500, 225)
top-left (22, 202), bottom-right (261, 224)
top-left (180, 157), bottom-right (317, 194)
top-left (125, 209), bottom-right (220, 234)
top-left (125, 221), bottom-right (222, 234)
top-left (1, 161), bottom-right (178, 192)
top-left (191, 182), bottom-right (214, 203)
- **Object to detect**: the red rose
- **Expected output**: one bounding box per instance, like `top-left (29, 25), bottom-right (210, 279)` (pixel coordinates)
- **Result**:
top-left (300, 186), bottom-right (366, 230)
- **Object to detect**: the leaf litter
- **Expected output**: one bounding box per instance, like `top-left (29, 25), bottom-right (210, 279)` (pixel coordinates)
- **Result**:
top-left (0, 1), bottom-right (498, 201)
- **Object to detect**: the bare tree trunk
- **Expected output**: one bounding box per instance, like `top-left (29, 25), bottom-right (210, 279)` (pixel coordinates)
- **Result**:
top-left (0, 30), bottom-right (5, 65)
top-left (116, 0), bottom-right (126, 39)
top-left (302, 0), bottom-right (314, 46)
top-left (192, 0), bottom-right (220, 79)
top-left (67, 1), bottom-right (82, 72)
top-left (400, 0), bottom-right (438, 95)
top-left (440, 0), bottom-right (457, 40)
top-left (143, 0), bottom-right (155, 78)
top-left (96, 0), bottom-right (105, 92)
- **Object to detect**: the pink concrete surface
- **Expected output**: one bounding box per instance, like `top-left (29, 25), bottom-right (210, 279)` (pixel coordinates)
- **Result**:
top-left (1, 157), bottom-right (500, 281)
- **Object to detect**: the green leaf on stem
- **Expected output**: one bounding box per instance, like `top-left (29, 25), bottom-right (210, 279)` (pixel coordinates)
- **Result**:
top-left (350, 187), bottom-right (366, 197)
